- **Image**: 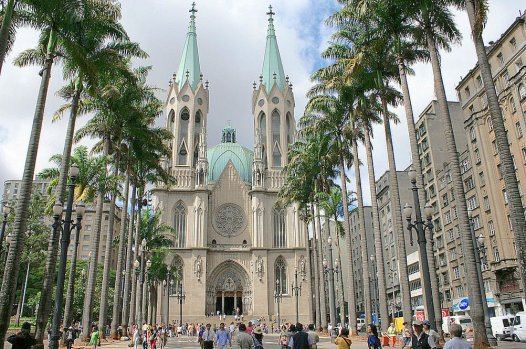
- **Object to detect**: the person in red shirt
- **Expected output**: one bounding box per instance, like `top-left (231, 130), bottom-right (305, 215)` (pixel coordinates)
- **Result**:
top-left (246, 322), bottom-right (253, 335)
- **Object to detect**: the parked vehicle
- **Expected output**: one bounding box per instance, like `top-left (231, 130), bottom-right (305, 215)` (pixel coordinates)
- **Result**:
top-left (511, 311), bottom-right (526, 342)
top-left (490, 315), bottom-right (514, 340)
top-left (442, 315), bottom-right (472, 335)
top-left (357, 318), bottom-right (366, 332)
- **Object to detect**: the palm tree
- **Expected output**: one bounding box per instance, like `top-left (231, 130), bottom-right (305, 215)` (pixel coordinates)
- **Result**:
top-left (0, 0), bottom-right (119, 343)
top-left (411, 0), bottom-right (487, 342)
top-left (463, 2), bottom-right (526, 336)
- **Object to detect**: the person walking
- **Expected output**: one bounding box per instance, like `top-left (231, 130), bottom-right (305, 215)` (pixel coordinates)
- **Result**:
top-left (388, 322), bottom-right (397, 348)
top-left (133, 325), bottom-right (141, 349)
top-left (7, 322), bottom-right (36, 349)
top-left (423, 321), bottom-right (440, 348)
top-left (334, 328), bottom-right (351, 349)
top-left (216, 323), bottom-right (232, 349)
top-left (443, 324), bottom-right (471, 349)
top-left (202, 323), bottom-right (216, 349)
top-left (237, 323), bottom-right (254, 349)
top-left (289, 323), bottom-right (313, 349)
top-left (247, 322), bottom-right (254, 335)
top-left (90, 325), bottom-right (100, 349)
top-left (411, 321), bottom-right (436, 349)
top-left (65, 326), bottom-right (76, 349)
top-left (252, 327), bottom-right (264, 349)
top-left (367, 325), bottom-right (381, 349)
top-left (307, 324), bottom-right (319, 349)
top-left (401, 322), bottom-right (412, 349)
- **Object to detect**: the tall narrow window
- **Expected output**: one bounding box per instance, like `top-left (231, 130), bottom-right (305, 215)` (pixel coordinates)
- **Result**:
top-left (273, 207), bottom-right (286, 247)
top-left (286, 112), bottom-right (294, 146)
top-left (259, 112), bottom-right (267, 168)
top-left (193, 111), bottom-right (202, 167)
top-left (272, 110), bottom-right (281, 167)
top-left (519, 84), bottom-right (526, 100)
top-left (275, 257), bottom-right (287, 294)
top-left (174, 202), bottom-right (187, 248)
top-left (170, 255), bottom-right (184, 295)
top-left (178, 108), bottom-right (190, 165)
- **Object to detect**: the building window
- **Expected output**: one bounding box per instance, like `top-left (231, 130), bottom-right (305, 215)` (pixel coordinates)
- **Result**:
top-left (510, 97), bottom-right (517, 113)
top-left (474, 149), bottom-right (481, 164)
top-left (170, 255), bottom-right (184, 295)
top-left (479, 171), bottom-right (485, 186)
top-left (519, 84), bottom-right (526, 101)
top-left (497, 52), bottom-right (504, 66)
top-left (469, 127), bottom-right (476, 141)
top-left (448, 229), bottom-right (454, 242)
top-left (467, 195), bottom-right (478, 210)
top-left (488, 220), bottom-right (495, 236)
top-left (510, 37), bottom-right (517, 50)
top-left (464, 86), bottom-right (471, 98)
top-left (522, 148), bottom-right (526, 162)
top-left (456, 285), bottom-right (464, 298)
top-left (444, 211), bottom-right (452, 225)
top-left (476, 75), bottom-right (483, 87)
top-left (488, 117), bottom-right (493, 131)
top-left (483, 196), bottom-right (490, 211)
top-left (492, 140), bottom-right (498, 154)
top-left (275, 257), bottom-right (287, 294)
top-left (502, 71), bottom-right (510, 87)
top-left (503, 190), bottom-right (508, 204)
top-left (472, 215), bottom-right (482, 230)
top-left (453, 267), bottom-right (460, 279)
top-left (271, 110), bottom-right (282, 167)
top-left (442, 193), bottom-right (449, 207)
top-left (493, 247), bottom-right (501, 262)
top-left (173, 202), bottom-right (187, 248)
top-left (516, 122), bottom-right (523, 138)
top-left (273, 207), bottom-right (286, 247)
top-left (464, 177), bottom-right (475, 191)
top-left (497, 164), bottom-right (502, 178)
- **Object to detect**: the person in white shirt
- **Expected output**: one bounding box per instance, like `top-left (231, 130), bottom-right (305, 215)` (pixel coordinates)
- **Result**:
top-left (202, 324), bottom-right (216, 349)
top-left (443, 324), bottom-right (471, 349)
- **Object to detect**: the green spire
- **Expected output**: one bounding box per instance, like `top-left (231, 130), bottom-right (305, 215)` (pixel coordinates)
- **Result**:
top-left (261, 5), bottom-right (286, 93)
top-left (176, 2), bottom-right (202, 91)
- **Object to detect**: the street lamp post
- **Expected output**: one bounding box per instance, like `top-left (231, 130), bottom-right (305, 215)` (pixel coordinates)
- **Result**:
top-left (274, 279), bottom-right (283, 329)
top-left (144, 259), bottom-right (152, 324)
top-left (164, 271), bottom-right (171, 326)
top-left (0, 204), bottom-right (11, 256)
top-left (404, 168), bottom-right (436, 329)
top-left (137, 239), bottom-right (147, 325)
top-left (323, 236), bottom-right (339, 340)
top-left (291, 267), bottom-right (302, 324)
top-left (370, 254), bottom-right (380, 325)
top-left (175, 282), bottom-right (185, 325)
top-left (49, 165), bottom-right (85, 349)
top-left (468, 210), bottom-right (497, 346)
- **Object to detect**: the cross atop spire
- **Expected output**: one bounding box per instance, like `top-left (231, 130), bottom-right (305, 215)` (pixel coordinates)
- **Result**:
top-left (267, 5), bottom-right (275, 19)
top-left (175, 2), bottom-right (202, 91)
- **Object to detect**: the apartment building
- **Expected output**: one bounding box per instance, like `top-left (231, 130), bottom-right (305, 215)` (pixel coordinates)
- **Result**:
top-left (2, 179), bottom-right (122, 268)
top-left (455, 11), bottom-right (526, 315)
top-left (375, 167), bottom-right (416, 315)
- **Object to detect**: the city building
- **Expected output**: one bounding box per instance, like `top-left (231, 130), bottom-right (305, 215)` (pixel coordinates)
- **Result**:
top-left (2, 178), bottom-right (122, 267)
top-left (375, 167), bottom-right (416, 315)
top-left (455, 11), bottom-right (526, 315)
top-left (152, 5), bottom-right (311, 323)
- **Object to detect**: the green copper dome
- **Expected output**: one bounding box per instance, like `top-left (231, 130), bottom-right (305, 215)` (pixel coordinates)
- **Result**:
top-left (207, 126), bottom-right (253, 183)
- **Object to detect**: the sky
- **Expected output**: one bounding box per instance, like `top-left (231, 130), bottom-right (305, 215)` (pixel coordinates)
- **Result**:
top-left (0, 1), bottom-right (523, 205)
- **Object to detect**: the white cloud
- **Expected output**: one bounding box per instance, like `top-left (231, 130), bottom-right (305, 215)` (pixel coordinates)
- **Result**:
top-left (0, 0), bottom-right (522, 205)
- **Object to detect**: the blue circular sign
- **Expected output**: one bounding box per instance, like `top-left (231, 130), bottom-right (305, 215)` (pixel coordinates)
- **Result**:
top-left (459, 298), bottom-right (469, 310)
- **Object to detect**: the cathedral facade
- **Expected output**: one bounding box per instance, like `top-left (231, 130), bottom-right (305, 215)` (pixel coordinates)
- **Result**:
top-left (152, 4), bottom-right (312, 323)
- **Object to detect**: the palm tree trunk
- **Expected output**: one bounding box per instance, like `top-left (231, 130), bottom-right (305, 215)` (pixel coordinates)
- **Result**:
top-left (426, 31), bottom-right (488, 347)
top-left (122, 182), bottom-right (137, 334)
top-left (315, 204), bottom-right (328, 330)
top-left (35, 75), bottom-right (81, 344)
top-left (60, 80), bottom-right (83, 336)
top-left (303, 215), bottom-right (315, 324)
top-left (98, 160), bottom-right (120, 339)
top-left (398, 61), bottom-right (442, 334)
top-left (129, 185), bottom-right (144, 326)
top-left (339, 155), bottom-right (357, 334)
top-left (0, 0), bottom-right (15, 75)
top-left (310, 204), bottom-right (321, 330)
top-left (111, 169), bottom-right (130, 338)
top-left (81, 139), bottom-right (110, 342)
top-left (0, 31), bottom-right (57, 348)
top-left (364, 126), bottom-right (389, 332)
top-left (333, 226), bottom-right (346, 327)
top-left (351, 137), bottom-right (372, 325)
top-left (381, 99), bottom-right (412, 325)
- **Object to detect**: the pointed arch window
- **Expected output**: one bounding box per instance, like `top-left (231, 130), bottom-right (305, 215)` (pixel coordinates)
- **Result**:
top-left (275, 257), bottom-right (287, 294)
top-left (259, 112), bottom-right (267, 168)
top-left (174, 202), bottom-right (187, 248)
top-left (286, 112), bottom-right (294, 145)
top-left (271, 110), bottom-right (281, 166)
top-left (178, 108), bottom-right (190, 165)
top-left (169, 255), bottom-right (184, 296)
top-left (519, 84), bottom-right (526, 100)
top-left (273, 207), bottom-right (286, 247)
top-left (193, 111), bottom-right (202, 166)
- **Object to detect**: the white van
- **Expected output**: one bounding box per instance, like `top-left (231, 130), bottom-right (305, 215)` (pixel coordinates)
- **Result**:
top-left (511, 311), bottom-right (526, 342)
top-left (490, 315), bottom-right (514, 340)
top-left (356, 318), bottom-right (366, 332)
top-left (442, 315), bottom-right (473, 335)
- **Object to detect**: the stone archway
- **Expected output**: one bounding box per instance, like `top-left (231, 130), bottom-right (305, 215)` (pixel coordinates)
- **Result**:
top-left (206, 261), bottom-right (252, 316)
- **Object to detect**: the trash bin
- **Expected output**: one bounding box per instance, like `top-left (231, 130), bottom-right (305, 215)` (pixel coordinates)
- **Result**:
top-left (382, 335), bottom-right (389, 347)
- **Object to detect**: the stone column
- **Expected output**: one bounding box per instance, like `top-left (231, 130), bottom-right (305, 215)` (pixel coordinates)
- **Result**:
top-left (234, 292), bottom-right (237, 311)
top-left (221, 292), bottom-right (225, 315)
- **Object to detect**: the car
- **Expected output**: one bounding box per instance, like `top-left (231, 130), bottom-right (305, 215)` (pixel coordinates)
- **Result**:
top-left (511, 312), bottom-right (526, 342)
top-left (356, 318), bottom-right (366, 332)
top-left (490, 315), bottom-right (515, 341)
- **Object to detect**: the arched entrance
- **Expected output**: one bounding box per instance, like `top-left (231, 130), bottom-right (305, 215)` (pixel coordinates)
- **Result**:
top-left (206, 261), bottom-right (252, 316)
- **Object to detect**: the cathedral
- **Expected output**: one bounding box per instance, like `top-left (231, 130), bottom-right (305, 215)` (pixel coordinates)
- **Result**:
top-left (152, 4), bottom-right (312, 323)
